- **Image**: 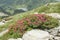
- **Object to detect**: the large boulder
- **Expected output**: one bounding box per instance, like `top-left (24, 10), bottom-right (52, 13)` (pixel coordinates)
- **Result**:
top-left (8, 38), bottom-right (22, 40)
top-left (22, 29), bottom-right (50, 40)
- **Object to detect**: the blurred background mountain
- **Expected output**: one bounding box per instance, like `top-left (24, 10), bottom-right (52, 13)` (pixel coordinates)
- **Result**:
top-left (0, 0), bottom-right (60, 16)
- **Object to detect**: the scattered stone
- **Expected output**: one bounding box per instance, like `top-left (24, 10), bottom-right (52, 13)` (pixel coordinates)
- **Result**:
top-left (49, 36), bottom-right (60, 40)
top-left (8, 38), bottom-right (16, 40)
top-left (34, 12), bottom-right (38, 14)
top-left (17, 38), bottom-right (22, 40)
top-left (8, 38), bottom-right (22, 40)
top-left (49, 35), bottom-right (54, 40)
top-left (46, 25), bottom-right (60, 40)
top-left (47, 29), bottom-right (58, 36)
top-left (22, 29), bottom-right (50, 40)
top-left (0, 29), bottom-right (9, 37)
top-left (54, 36), bottom-right (60, 40)
top-left (0, 22), bottom-right (5, 25)
top-left (46, 13), bottom-right (60, 20)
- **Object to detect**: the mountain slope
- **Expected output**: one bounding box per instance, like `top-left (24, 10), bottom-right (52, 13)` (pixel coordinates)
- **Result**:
top-left (0, 0), bottom-right (59, 16)
top-left (0, 0), bottom-right (57, 9)
top-left (34, 2), bottom-right (60, 13)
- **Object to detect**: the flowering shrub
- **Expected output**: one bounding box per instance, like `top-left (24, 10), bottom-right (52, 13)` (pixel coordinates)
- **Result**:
top-left (9, 14), bottom-right (59, 37)
top-left (16, 14), bottom-right (47, 31)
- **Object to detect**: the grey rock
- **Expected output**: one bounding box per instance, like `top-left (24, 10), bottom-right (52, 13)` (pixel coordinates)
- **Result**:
top-left (22, 29), bottom-right (50, 40)
top-left (46, 13), bottom-right (60, 20)
top-left (8, 38), bottom-right (22, 40)
top-left (54, 36), bottom-right (60, 40)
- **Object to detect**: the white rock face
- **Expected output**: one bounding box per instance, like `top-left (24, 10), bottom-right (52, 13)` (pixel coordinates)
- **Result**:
top-left (22, 29), bottom-right (50, 40)
top-left (47, 13), bottom-right (60, 19)
top-left (0, 29), bottom-right (9, 37)
top-left (34, 12), bottom-right (38, 14)
top-left (0, 22), bottom-right (4, 25)
top-left (17, 38), bottom-right (22, 40)
top-left (8, 38), bottom-right (22, 40)
top-left (8, 38), bottom-right (16, 40)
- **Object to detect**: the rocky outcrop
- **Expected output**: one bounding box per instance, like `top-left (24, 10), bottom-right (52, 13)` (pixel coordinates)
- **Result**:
top-left (46, 13), bottom-right (60, 20)
top-left (8, 38), bottom-right (22, 40)
top-left (0, 29), bottom-right (9, 37)
top-left (46, 25), bottom-right (60, 40)
top-left (22, 29), bottom-right (50, 40)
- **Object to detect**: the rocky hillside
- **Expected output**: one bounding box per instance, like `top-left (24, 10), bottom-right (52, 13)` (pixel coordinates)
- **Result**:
top-left (0, 2), bottom-right (60, 40)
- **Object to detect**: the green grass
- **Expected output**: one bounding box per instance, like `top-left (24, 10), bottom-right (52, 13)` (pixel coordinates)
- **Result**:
top-left (34, 2), bottom-right (60, 13)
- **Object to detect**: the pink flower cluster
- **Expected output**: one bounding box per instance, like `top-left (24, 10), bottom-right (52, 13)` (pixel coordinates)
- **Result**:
top-left (16, 14), bottom-right (47, 32)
